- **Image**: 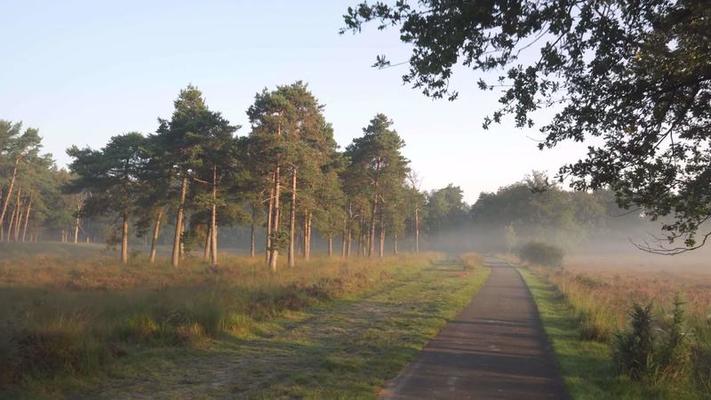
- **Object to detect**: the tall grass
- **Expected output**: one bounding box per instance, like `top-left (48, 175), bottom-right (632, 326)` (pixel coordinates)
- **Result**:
top-left (0, 251), bottom-right (438, 392)
top-left (531, 265), bottom-right (711, 395)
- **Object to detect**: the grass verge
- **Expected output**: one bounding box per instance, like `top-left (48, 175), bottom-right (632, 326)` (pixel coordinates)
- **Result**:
top-left (519, 268), bottom-right (707, 400)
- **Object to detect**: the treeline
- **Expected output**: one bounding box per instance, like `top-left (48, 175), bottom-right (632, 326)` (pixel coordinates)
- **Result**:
top-left (469, 172), bottom-right (650, 252)
top-left (0, 82), bottom-right (451, 268)
top-left (2, 86), bottom-right (649, 263)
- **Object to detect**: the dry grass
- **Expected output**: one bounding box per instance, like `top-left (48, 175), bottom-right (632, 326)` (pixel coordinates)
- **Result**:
top-left (530, 253), bottom-right (711, 395)
top-left (0, 243), bottom-right (441, 395)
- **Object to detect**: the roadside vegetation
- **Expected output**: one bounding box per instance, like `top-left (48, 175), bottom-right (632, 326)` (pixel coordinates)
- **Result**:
top-left (520, 262), bottom-right (711, 399)
top-left (0, 248), bottom-right (488, 399)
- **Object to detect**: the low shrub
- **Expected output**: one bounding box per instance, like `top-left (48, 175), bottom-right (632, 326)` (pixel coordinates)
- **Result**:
top-left (517, 241), bottom-right (564, 267)
top-left (614, 298), bottom-right (692, 383)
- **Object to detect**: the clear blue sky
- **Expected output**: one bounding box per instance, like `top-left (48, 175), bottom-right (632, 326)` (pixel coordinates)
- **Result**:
top-left (0, 0), bottom-right (588, 203)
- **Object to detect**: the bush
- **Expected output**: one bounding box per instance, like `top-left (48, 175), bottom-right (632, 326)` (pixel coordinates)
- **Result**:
top-left (613, 303), bottom-right (656, 381)
top-left (614, 298), bottom-right (691, 383)
top-left (517, 241), bottom-right (564, 267)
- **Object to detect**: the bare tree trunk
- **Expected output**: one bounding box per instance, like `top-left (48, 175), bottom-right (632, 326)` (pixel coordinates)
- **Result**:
top-left (250, 205), bottom-right (256, 257)
top-left (73, 200), bottom-right (81, 244)
top-left (394, 233), bottom-right (399, 255)
top-left (172, 176), bottom-right (188, 267)
top-left (304, 211), bottom-right (312, 261)
top-left (61, 230), bottom-right (66, 243)
top-left (368, 198), bottom-right (377, 257)
top-left (0, 159), bottom-right (19, 240)
top-left (328, 233), bottom-right (333, 257)
top-left (266, 185), bottom-right (274, 263)
top-left (149, 207), bottom-right (163, 264)
top-left (121, 210), bottom-right (129, 264)
top-left (414, 207), bottom-right (420, 254)
top-left (341, 215), bottom-right (347, 258)
top-left (209, 165), bottom-right (218, 267)
top-left (13, 190), bottom-right (22, 241)
top-left (288, 168), bottom-right (297, 268)
top-left (203, 225), bottom-right (211, 261)
top-left (268, 164), bottom-right (281, 272)
top-left (7, 188), bottom-right (21, 242)
top-left (22, 195), bottom-right (32, 242)
top-left (379, 212), bottom-right (385, 258)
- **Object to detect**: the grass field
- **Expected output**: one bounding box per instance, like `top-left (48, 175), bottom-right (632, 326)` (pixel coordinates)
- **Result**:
top-left (0, 244), bottom-right (489, 399)
top-left (520, 254), bottom-right (711, 400)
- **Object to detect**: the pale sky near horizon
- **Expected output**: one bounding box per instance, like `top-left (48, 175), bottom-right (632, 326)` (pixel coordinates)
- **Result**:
top-left (1, 0), bottom-right (589, 204)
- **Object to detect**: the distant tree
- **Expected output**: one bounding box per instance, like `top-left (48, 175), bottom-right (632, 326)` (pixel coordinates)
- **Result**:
top-left (424, 184), bottom-right (468, 235)
top-left (67, 133), bottom-right (147, 263)
top-left (342, 0), bottom-right (711, 253)
top-left (0, 121), bottom-right (42, 240)
top-left (345, 114), bottom-right (409, 257)
top-left (153, 85), bottom-right (237, 267)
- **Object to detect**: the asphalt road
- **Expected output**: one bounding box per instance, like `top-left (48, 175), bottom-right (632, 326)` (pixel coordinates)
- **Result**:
top-left (380, 257), bottom-right (570, 400)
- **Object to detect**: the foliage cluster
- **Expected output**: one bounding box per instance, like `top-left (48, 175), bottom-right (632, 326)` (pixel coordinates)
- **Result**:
top-left (517, 241), bottom-right (564, 267)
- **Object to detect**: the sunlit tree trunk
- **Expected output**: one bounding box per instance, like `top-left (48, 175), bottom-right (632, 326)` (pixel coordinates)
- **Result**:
top-left (121, 210), bottom-right (129, 264)
top-left (203, 225), bottom-right (211, 261)
top-left (172, 175), bottom-right (188, 267)
top-left (209, 165), bottom-right (218, 267)
top-left (73, 200), bottom-right (81, 244)
top-left (0, 158), bottom-right (19, 240)
top-left (149, 207), bottom-right (163, 264)
top-left (414, 207), bottom-right (420, 254)
top-left (6, 193), bottom-right (18, 242)
top-left (379, 212), bottom-right (385, 258)
top-left (21, 195), bottom-right (32, 242)
top-left (393, 233), bottom-right (399, 255)
top-left (13, 190), bottom-right (22, 242)
top-left (328, 233), bottom-right (333, 257)
top-left (288, 168), bottom-right (297, 268)
top-left (369, 198), bottom-right (377, 257)
top-left (266, 184), bottom-right (274, 263)
top-left (268, 164), bottom-right (281, 272)
top-left (341, 215), bottom-right (347, 258)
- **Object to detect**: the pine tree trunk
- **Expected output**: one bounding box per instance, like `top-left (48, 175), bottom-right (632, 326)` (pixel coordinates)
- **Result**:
top-left (369, 198), bottom-right (377, 257)
top-left (341, 215), bottom-right (347, 258)
top-left (13, 189), bottom-right (22, 242)
top-left (394, 233), bottom-right (399, 255)
top-left (415, 207), bottom-right (420, 254)
top-left (269, 164), bottom-right (280, 272)
top-left (121, 210), bottom-right (129, 264)
top-left (209, 165), bottom-right (218, 267)
top-left (288, 168), bottom-right (297, 268)
top-left (6, 199), bottom-right (16, 242)
top-left (0, 159), bottom-right (19, 240)
top-left (250, 206), bottom-right (256, 257)
top-left (328, 233), bottom-right (333, 257)
top-left (203, 225), bottom-right (211, 261)
top-left (149, 207), bottom-right (163, 264)
top-left (172, 176), bottom-right (188, 267)
top-left (304, 211), bottom-right (312, 261)
top-left (21, 196), bottom-right (32, 242)
top-left (266, 185), bottom-right (274, 263)
top-left (73, 201), bottom-right (81, 244)
top-left (379, 212), bottom-right (385, 258)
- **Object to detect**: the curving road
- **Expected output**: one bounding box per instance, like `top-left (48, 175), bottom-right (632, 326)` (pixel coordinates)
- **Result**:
top-left (380, 258), bottom-right (570, 400)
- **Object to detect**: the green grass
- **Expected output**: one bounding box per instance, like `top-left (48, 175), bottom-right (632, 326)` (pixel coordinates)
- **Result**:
top-left (519, 268), bottom-right (706, 400)
top-left (3, 255), bottom-right (489, 399)
top-left (80, 262), bottom-right (489, 399)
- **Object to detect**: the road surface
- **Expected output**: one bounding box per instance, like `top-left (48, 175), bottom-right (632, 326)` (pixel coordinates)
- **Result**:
top-left (380, 258), bottom-right (569, 400)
